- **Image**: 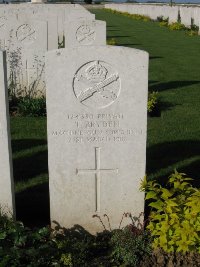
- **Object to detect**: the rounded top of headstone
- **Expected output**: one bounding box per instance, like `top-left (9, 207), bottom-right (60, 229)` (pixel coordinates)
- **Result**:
top-left (31, 0), bottom-right (47, 3)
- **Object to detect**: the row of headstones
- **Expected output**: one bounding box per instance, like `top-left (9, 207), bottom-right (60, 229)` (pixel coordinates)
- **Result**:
top-left (0, 4), bottom-right (149, 233)
top-left (105, 3), bottom-right (200, 28)
top-left (0, 3), bottom-right (105, 97)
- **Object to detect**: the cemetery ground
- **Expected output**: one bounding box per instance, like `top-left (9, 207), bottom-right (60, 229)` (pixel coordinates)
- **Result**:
top-left (5, 8), bottom-right (200, 266)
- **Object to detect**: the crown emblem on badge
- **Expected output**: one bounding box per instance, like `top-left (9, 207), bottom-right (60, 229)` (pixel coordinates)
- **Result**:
top-left (85, 61), bottom-right (108, 83)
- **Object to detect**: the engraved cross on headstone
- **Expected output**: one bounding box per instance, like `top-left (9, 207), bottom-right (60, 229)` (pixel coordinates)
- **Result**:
top-left (76, 147), bottom-right (118, 212)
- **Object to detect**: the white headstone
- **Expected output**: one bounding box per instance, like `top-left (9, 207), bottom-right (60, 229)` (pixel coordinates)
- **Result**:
top-left (6, 19), bottom-right (47, 96)
top-left (18, 12), bottom-right (58, 50)
top-left (31, 0), bottom-right (47, 3)
top-left (180, 6), bottom-right (192, 27)
top-left (64, 20), bottom-right (106, 47)
top-left (46, 46), bottom-right (148, 233)
top-left (0, 50), bottom-right (15, 217)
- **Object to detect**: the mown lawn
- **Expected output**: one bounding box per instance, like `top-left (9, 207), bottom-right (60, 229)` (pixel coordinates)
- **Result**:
top-left (11, 8), bottom-right (200, 225)
top-left (90, 8), bottom-right (200, 181)
top-left (11, 117), bottom-right (49, 226)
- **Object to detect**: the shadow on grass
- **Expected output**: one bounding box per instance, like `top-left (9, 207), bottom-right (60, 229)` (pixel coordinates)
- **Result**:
top-left (147, 140), bottom-right (200, 186)
top-left (149, 56), bottom-right (163, 60)
top-left (107, 25), bottom-right (119, 28)
top-left (108, 35), bottom-right (130, 38)
top-left (149, 80), bottom-right (200, 92)
top-left (117, 43), bottom-right (141, 46)
top-left (11, 139), bottom-right (47, 153)
top-left (15, 182), bottom-right (50, 227)
top-left (13, 148), bottom-right (48, 182)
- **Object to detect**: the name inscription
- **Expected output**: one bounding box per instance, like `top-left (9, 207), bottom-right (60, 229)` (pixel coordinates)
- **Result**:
top-left (51, 113), bottom-right (144, 144)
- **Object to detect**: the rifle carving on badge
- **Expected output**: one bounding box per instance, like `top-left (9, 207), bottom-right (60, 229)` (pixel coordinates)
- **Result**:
top-left (77, 73), bottom-right (119, 102)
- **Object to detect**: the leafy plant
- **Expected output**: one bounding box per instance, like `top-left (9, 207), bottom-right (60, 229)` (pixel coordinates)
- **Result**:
top-left (17, 96), bottom-right (46, 117)
top-left (107, 38), bottom-right (117, 45)
top-left (0, 210), bottom-right (113, 266)
top-left (157, 16), bottom-right (168, 23)
top-left (159, 21), bottom-right (168, 27)
top-left (92, 212), bottom-right (152, 266)
top-left (140, 171), bottom-right (200, 253)
top-left (147, 91), bottom-right (159, 114)
top-left (111, 213), bottom-right (152, 266)
top-left (104, 8), bottom-right (151, 22)
top-left (190, 23), bottom-right (199, 32)
top-left (185, 24), bottom-right (199, 36)
top-left (186, 30), bottom-right (199, 36)
top-left (168, 22), bottom-right (186, 31)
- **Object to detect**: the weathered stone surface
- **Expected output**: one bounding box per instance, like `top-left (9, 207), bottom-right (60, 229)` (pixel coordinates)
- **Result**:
top-left (180, 6), bottom-right (192, 27)
top-left (0, 50), bottom-right (15, 217)
top-left (6, 19), bottom-right (47, 96)
top-left (46, 46), bottom-right (148, 233)
top-left (64, 19), bottom-right (106, 47)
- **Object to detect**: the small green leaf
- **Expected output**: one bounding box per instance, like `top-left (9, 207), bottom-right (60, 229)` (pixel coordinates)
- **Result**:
top-left (0, 232), bottom-right (6, 240)
top-left (149, 200), bottom-right (163, 211)
top-left (145, 191), bottom-right (157, 200)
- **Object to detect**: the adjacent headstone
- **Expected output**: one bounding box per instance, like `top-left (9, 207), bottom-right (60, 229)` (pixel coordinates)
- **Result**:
top-left (0, 50), bottom-right (15, 217)
top-left (6, 19), bottom-right (47, 96)
top-left (64, 20), bottom-right (106, 47)
top-left (46, 46), bottom-right (148, 233)
top-left (31, 0), bottom-right (47, 3)
top-left (179, 7), bottom-right (192, 27)
top-left (168, 6), bottom-right (179, 24)
top-left (18, 12), bottom-right (58, 50)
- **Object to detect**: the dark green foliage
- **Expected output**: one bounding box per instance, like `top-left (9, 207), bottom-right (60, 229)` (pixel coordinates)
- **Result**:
top-left (157, 16), bottom-right (168, 23)
top-left (111, 226), bottom-right (152, 266)
top-left (0, 212), bottom-right (112, 266)
top-left (9, 96), bottom-right (46, 117)
top-left (0, 211), bottom-right (153, 266)
top-left (18, 97), bottom-right (46, 117)
top-left (0, 212), bottom-right (58, 267)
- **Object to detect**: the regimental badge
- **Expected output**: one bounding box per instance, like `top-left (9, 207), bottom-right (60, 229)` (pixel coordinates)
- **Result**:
top-left (16, 24), bottom-right (36, 44)
top-left (73, 61), bottom-right (121, 109)
top-left (76, 25), bottom-right (96, 45)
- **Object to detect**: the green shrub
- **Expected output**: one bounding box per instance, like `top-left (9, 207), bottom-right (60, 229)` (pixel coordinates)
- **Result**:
top-left (157, 16), bottom-right (168, 23)
top-left (111, 214), bottom-right (152, 266)
top-left (0, 210), bottom-right (112, 266)
top-left (58, 35), bottom-right (65, 49)
top-left (104, 8), bottom-right (151, 22)
top-left (191, 23), bottom-right (199, 31)
top-left (159, 21), bottom-right (168, 27)
top-left (168, 22), bottom-right (186, 31)
top-left (18, 96), bottom-right (46, 117)
top-left (186, 30), bottom-right (199, 36)
top-left (107, 38), bottom-right (117, 45)
top-left (185, 24), bottom-right (199, 36)
top-left (147, 91), bottom-right (159, 113)
top-left (140, 170), bottom-right (200, 253)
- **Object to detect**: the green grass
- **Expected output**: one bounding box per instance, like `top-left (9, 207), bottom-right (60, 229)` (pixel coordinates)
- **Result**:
top-left (11, 9), bottom-right (200, 225)
top-left (90, 9), bottom-right (200, 183)
top-left (11, 117), bottom-right (49, 226)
